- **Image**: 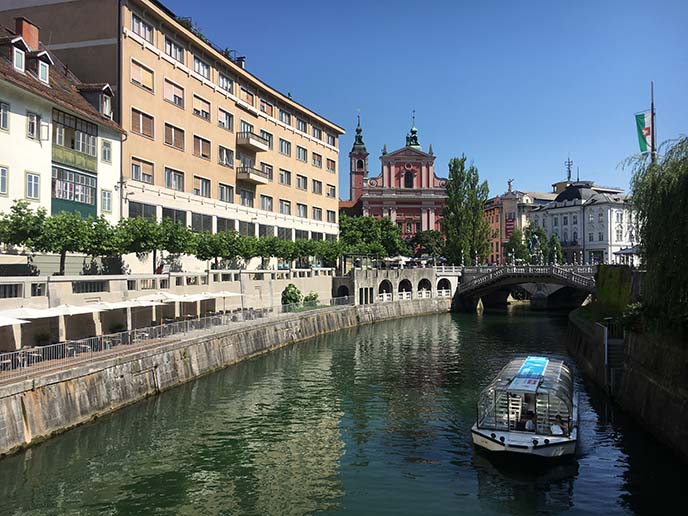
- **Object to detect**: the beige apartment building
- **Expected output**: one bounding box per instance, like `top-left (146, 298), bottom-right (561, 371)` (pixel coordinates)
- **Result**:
top-left (0, 0), bottom-right (344, 269)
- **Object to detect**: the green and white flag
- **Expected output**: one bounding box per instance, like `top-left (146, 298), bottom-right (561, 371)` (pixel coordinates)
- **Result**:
top-left (635, 111), bottom-right (652, 153)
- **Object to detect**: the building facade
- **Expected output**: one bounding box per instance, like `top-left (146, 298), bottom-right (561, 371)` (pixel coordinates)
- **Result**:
top-left (0, 0), bottom-right (344, 267)
top-left (527, 181), bottom-right (636, 265)
top-left (0, 18), bottom-right (122, 224)
top-left (341, 117), bottom-right (447, 239)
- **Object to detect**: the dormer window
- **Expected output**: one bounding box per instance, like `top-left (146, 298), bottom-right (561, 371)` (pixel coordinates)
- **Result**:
top-left (38, 61), bottom-right (49, 84)
top-left (13, 48), bottom-right (25, 72)
top-left (102, 94), bottom-right (112, 118)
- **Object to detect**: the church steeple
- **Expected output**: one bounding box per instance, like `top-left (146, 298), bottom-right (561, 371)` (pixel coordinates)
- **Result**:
top-left (405, 110), bottom-right (421, 150)
top-left (349, 113), bottom-right (369, 203)
top-left (351, 113), bottom-right (367, 153)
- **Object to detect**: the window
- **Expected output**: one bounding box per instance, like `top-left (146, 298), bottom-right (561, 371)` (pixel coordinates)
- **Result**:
top-left (356, 159), bottom-right (364, 170)
top-left (598, 232), bottom-right (603, 241)
top-left (101, 190), bottom-right (112, 212)
top-left (238, 220), bottom-right (255, 236)
top-left (259, 224), bottom-right (274, 238)
top-left (327, 159), bottom-right (336, 172)
top-left (312, 126), bottom-right (322, 140)
top-left (553, 216), bottom-right (559, 227)
top-left (191, 213), bottom-right (212, 233)
top-left (312, 179), bottom-right (322, 194)
top-left (0, 102), bottom-right (8, 130)
top-left (53, 109), bottom-right (98, 154)
top-left (260, 162), bottom-right (273, 180)
top-left (193, 176), bottom-right (211, 197)
top-left (193, 56), bottom-right (210, 79)
top-left (327, 210), bottom-right (336, 223)
top-left (297, 118), bottom-right (307, 132)
top-left (193, 135), bottom-right (211, 159)
top-left (260, 194), bottom-right (273, 211)
top-left (131, 61), bottom-right (154, 91)
top-left (279, 110), bottom-right (291, 125)
top-left (218, 109), bottom-right (233, 130)
top-left (129, 201), bottom-right (156, 219)
top-left (279, 169), bottom-right (291, 186)
top-left (76, 131), bottom-right (97, 156)
top-left (616, 211), bottom-right (623, 223)
top-left (404, 170), bottom-right (413, 188)
top-left (102, 95), bottom-right (112, 118)
top-left (238, 152), bottom-right (254, 168)
top-left (616, 228), bottom-right (623, 241)
top-left (131, 157), bottom-right (154, 184)
top-left (327, 184), bottom-right (336, 198)
top-left (260, 130), bottom-right (273, 149)
top-left (260, 98), bottom-right (273, 116)
top-left (217, 217), bottom-right (234, 232)
top-left (296, 174), bottom-right (307, 190)
top-left (219, 146), bottom-right (234, 167)
top-left (572, 214), bottom-right (578, 225)
top-left (26, 172), bottom-right (40, 200)
top-left (295, 229), bottom-right (308, 240)
top-left (297, 203), bottom-right (307, 218)
top-left (132, 13), bottom-right (154, 43)
top-left (163, 80), bottom-right (184, 107)
top-left (38, 61), bottom-right (49, 84)
top-left (312, 153), bottom-right (322, 168)
top-left (131, 108), bottom-right (154, 138)
top-left (588, 212), bottom-right (594, 222)
top-left (240, 120), bottom-right (254, 133)
top-left (165, 167), bottom-right (184, 191)
top-left (312, 207), bottom-right (322, 221)
top-left (278, 227), bottom-right (292, 240)
top-left (192, 96), bottom-right (210, 120)
top-left (240, 87), bottom-right (254, 106)
top-left (219, 73), bottom-right (233, 93)
top-left (327, 133), bottom-right (336, 146)
top-left (219, 183), bottom-right (234, 203)
top-left (239, 189), bottom-right (254, 208)
top-left (279, 199), bottom-right (291, 215)
top-left (13, 48), bottom-right (25, 72)
top-left (0, 166), bottom-right (8, 195)
top-left (588, 232), bottom-right (594, 242)
top-left (296, 146), bottom-right (307, 162)
top-left (598, 212), bottom-right (603, 222)
top-left (101, 140), bottom-right (111, 162)
top-left (573, 231), bottom-right (578, 242)
top-left (164, 123), bottom-right (184, 150)
top-left (26, 112), bottom-right (39, 139)
top-left (563, 215), bottom-right (568, 226)
top-left (162, 208), bottom-right (187, 224)
top-left (164, 37), bottom-right (184, 63)
top-left (279, 138), bottom-right (291, 156)
top-left (563, 230), bottom-right (568, 242)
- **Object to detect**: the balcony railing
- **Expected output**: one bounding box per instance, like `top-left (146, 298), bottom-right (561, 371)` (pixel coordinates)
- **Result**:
top-left (236, 131), bottom-right (270, 152)
top-left (236, 166), bottom-right (271, 185)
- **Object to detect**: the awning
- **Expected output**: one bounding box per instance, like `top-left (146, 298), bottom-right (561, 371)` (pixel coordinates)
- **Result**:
top-left (136, 292), bottom-right (187, 303)
top-left (0, 315), bottom-right (30, 327)
top-left (213, 291), bottom-right (244, 298)
top-left (95, 300), bottom-right (164, 310)
top-left (0, 304), bottom-right (103, 319)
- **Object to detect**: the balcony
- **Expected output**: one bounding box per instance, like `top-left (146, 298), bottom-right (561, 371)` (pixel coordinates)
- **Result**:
top-left (236, 166), bottom-right (271, 185)
top-left (236, 131), bottom-right (270, 152)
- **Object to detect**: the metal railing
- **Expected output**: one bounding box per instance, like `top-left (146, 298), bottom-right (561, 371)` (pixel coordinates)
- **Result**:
top-left (0, 296), bottom-right (354, 383)
top-left (457, 265), bottom-right (596, 294)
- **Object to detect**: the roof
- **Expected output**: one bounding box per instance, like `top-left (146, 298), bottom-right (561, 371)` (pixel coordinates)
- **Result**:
top-left (484, 356), bottom-right (574, 402)
top-left (0, 26), bottom-right (123, 134)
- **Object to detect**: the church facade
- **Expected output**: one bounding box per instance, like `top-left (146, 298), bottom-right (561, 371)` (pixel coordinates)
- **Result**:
top-left (340, 117), bottom-right (447, 239)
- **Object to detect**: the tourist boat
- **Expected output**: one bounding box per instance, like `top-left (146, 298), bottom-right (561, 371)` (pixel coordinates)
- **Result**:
top-left (472, 356), bottom-right (578, 458)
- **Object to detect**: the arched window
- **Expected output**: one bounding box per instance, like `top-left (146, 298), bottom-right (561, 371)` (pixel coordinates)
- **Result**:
top-left (573, 231), bottom-right (578, 242)
top-left (356, 159), bottom-right (364, 170)
top-left (404, 170), bottom-right (413, 188)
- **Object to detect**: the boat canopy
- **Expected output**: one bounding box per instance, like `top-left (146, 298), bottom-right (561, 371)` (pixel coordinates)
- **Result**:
top-left (476, 356), bottom-right (575, 436)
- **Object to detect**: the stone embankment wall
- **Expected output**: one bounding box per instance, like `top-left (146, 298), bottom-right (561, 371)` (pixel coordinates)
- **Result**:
top-left (618, 331), bottom-right (688, 462)
top-left (567, 309), bottom-right (607, 389)
top-left (0, 298), bottom-right (450, 458)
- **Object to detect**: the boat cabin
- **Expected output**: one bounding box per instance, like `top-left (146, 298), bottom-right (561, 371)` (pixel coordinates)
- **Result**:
top-left (476, 356), bottom-right (574, 436)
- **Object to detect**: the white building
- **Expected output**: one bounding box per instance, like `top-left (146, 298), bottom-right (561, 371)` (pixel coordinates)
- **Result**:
top-left (527, 181), bottom-right (637, 265)
top-left (0, 18), bottom-right (123, 225)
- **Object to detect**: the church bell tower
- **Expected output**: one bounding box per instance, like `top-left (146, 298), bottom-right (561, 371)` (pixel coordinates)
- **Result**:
top-left (349, 114), bottom-right (369, 203)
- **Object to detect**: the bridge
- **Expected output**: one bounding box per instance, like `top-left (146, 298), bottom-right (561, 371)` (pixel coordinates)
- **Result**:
top-left (455, 265), bottom-right (596, 311)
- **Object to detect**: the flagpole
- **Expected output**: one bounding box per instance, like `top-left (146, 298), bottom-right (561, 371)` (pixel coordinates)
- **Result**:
top-left (651, 80), bottom-right (656, 163)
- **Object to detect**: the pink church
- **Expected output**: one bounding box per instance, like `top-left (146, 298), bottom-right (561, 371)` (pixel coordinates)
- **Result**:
top-left (340, 116), bottom-right (447, 239)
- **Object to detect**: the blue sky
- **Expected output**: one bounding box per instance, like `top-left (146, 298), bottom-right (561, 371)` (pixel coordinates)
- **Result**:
top-left (164, 0), bottom-right (687, 198)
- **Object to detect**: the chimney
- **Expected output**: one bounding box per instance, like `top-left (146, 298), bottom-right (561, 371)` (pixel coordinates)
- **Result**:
top-left (15, 17), bottom-right (40, 51)
top-left (236, 56), bottom-right (246, 69)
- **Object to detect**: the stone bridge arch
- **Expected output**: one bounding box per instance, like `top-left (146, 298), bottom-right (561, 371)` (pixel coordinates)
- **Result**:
top-left (437, 278), bottom-right (451, 291)
top-left (418, 278), bottom-right (432, 292)
top-left (398, 279), bottom-right (413, 293)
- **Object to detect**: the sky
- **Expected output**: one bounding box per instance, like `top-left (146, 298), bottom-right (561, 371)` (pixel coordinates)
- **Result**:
top-left (163, 0), bottom-right (687, 199)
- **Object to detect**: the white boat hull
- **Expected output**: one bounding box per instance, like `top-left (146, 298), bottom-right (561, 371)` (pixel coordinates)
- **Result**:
top-left (472, 425), bottom-right (577, 458)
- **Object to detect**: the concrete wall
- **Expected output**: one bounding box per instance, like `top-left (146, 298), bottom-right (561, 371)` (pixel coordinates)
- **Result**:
top-left (0, 298), bottom-right (450, 457)
top-left (567, 308), bottom-right (608, 389)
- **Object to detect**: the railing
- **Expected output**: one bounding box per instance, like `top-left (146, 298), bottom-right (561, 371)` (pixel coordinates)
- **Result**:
top-left (433, 265), bottom-right (463, 274)
top-left (236, 166), bottom-right (272, 180)
top-left (435, 289), bottom-right (452, 298)
top-left (236, 131), bottom-right (270, 146)
top-left (416, 289), bottom-right (432, 299)
top-left (398, 291), bottom-right (413, 301)
top-left (378, 292), bottom-right (393, 303)
top-left (457, 265), bottom-right (596, 294)
top-left (0, 296), bottom-right (354, 383)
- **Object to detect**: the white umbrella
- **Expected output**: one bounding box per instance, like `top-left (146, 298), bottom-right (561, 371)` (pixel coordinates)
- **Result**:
top-left (136, 292), bottom-right (186, 303)
top-left (0, 315), bottom-right (30, 327)
top-left (0, 307), bottom-right (60, 319)
top-left (52, 304), bottom-right (105, 316)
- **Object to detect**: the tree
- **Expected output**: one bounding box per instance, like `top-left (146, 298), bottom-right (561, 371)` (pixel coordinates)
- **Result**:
top-left (193, 232), bottom-right (224, 267)
top-left (504, 228), bottom-right (529, 263)
top-left (411, 230), bottom-right (445, 258)
top-left (36, 211), bottom-right (90, 275)
top-left (628, 137), bottom-right (688, 326)
top-left (548, 234), bottom-right (563, 265)
top-left (117, 217), bottom-right (160, 272)
top-left (443, 156), bottom-right (490, 264)
top-left (236, 235), bottom-right (257, 266)
top-left (524, 225), bottom-right (550, 265)
top-left (338, 214), bottom-right (408, 257)
top-left (159, 218), bottom-right (194, 257)
top-left (378, 217), bottom-right (409, 256)
top-left (0, 200), bottom-right (46, 251)
top-left (83, 216), bottom-right (119, 259)
top-left (281, 283), bottom-right (302, 307)
top-left (255, 236), bottom-right (281, 268)
top-left (315, 239), bottom-right (343, 266)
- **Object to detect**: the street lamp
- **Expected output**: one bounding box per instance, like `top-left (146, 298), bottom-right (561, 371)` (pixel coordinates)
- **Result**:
top-left (511, 247), bottom-right (515, 265)
top-left (460, 249), bottom-right (464, 267)
top-left (474, 250), bottom-right (478, 266)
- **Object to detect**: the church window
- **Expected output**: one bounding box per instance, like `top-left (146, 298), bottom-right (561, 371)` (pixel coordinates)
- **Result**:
top-left (356, 159), bottom-right (364, 170)
top-left (404, 170), bottom-right (413, 188)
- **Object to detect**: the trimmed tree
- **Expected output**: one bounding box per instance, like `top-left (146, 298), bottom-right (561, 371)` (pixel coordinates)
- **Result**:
top-left (411, 230), bottom-right (445, 258)
top-left (0, 200), bottom-right (46, 251)
top-left (37, 211), bottom-right (90, 275)
top-left (504, 228), bottom-right (529, 263)
top-left (117, 216), bottom-right (160, 272)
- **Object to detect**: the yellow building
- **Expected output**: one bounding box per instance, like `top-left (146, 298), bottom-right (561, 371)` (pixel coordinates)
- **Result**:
top-left (0, 0), bottom-right (344, 266)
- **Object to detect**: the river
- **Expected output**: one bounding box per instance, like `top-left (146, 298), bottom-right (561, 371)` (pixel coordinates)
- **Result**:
top-left (0, 308), bottom-right (686, 515)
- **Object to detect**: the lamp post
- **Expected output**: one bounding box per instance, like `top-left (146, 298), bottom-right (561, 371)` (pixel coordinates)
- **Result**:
top-left (511, 247), bottom-right (515, 265)
top-left (460, 249), bottom-right (464, 267)
top-left (474, 250), bottom-right (478, 266)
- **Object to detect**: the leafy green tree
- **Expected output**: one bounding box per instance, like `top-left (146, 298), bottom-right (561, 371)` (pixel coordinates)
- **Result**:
top-left (0, 200), bottom-right (46, 251)
top-left (117, 216), bottom-right (160, 272)
top-left (443, 156), bottom-right (490, 264)
top-left (159, 218), bottom-right (194, 257)
top-left (281, 283), bottom-right (302, 307)
top-left (256, 236), bottom-right (281, 268)
top-left (316, 239), bottom-right (343, 266)
top-left (295, 239), bottom-right (318, 265)
top-left (548, 234), bottom-right (563, 265)
top-left (524, 225), bottom-right (550, 264)
top-left (36, 211), bottom-right (90, 275)
top-left (628, 136), bottom-right (688, 326)
top-left (236, 235), bottom-right (257, 266)
top-left (338, 214), bottom-right (408, 257)
top-left (193, 232), bottom-right (224, 267)
top-left (83, 216), bottom-right (119, 258)
top-left (378, 217), bottom-right (410, 256)
top-left (504, 228), bottom-right (529, 263)
top-left (411, 230), bottom-right (445, 258)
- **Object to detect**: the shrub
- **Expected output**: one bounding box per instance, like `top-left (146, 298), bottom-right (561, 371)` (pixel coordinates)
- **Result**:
top-left (303, 292), bottom-right (319, 306)
top-left (281, 284), bottom-right (302, 307)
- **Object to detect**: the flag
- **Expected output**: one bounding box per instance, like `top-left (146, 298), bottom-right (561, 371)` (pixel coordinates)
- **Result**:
top-left (635, 111), bottom-right (652, 153)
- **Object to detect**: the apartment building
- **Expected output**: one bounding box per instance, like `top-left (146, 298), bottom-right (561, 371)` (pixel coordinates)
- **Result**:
top-left (0, 18), bottom-right (123, 225)
top-left (0, 1), bottom-right (344, 258)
